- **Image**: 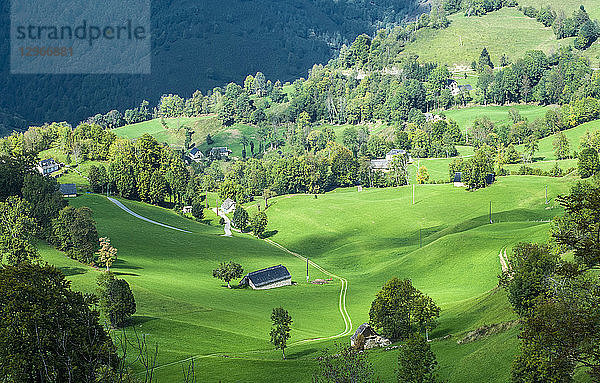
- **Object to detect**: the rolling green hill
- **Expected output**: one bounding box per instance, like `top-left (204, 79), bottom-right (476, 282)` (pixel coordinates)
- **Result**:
top-left (402, 7), bottom-right (573, 69)
top-left (36, 174), bottom-right (575, 381)
top-left (517, 0), bottom-right (600, 20)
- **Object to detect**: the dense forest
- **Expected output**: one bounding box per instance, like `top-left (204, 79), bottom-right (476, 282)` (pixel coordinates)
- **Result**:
top-left (0, 0), bottom-right (427, 135)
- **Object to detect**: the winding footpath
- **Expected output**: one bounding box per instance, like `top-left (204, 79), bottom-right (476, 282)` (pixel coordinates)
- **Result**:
top-left (107, 197), bottom-right (192, 233)
top-left (107, 197), bottom-right (353, 370)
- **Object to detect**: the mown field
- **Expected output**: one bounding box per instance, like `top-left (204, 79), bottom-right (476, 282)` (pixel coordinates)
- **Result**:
top-left (444, 104), bottom-right (550, 134)
top-left (402, 7), bottom-right (573, 69)
top-left (36, 173), bottom-right (578, 382)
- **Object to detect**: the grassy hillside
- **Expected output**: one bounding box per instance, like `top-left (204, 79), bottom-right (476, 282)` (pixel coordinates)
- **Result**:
top-left (37, 175), bottom-right (575, 382)
top-left (402, 7), bottom-right (572, 69)
top-left (444, 104), bottom-right (550, 133)
top-left (517, 0), bottom-right (600, 20)
top-left (533, 119), bottom-right (600, 160)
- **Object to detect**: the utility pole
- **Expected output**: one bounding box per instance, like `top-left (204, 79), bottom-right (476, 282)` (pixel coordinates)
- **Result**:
top-left (306, 258), bottom-right (309, 282)
top-left (489, 201), bottom-right (492, 224)
top-left (419, 228), bottom-right (422, 248)
top-left (412, 184), bottom-right (415, 205)
top-left (545, 185), bottom-right (548, 205)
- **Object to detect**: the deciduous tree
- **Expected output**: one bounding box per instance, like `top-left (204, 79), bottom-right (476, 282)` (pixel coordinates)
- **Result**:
top-left (97, 237), bottom-right (118, 272)
top-left (97, 272), bottom-right (136, 328)
top-left (369, 278), bottom-right (440, 340)
top-left (270, 307), bottom-right (292, 360)
top-left (212, 261), bottom-right (244, 288)
top-left (397, 333), bottom-right (441, 383)
top-left (0, 263), bottom-right (117, 381)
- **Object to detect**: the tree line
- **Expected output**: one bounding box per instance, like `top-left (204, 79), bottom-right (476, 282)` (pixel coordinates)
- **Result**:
top-left (500, 181), bottom-right (600, 381)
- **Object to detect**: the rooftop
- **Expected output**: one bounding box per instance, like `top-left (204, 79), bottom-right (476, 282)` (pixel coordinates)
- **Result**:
top-left (241, 265), bottom-right (291, 288)
top-left (58, 183), bottom-right (77, 196)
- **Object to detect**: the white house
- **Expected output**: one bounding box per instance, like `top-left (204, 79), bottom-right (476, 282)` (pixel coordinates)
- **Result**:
top-left (209, 147), bottom-right (232, 160)
top-left (188, 147), bottom-right (205, 163)
top-left (447, 79), bottom-right (473, 96)
top-left (37, 158), bottom-right (60, 176)
top-left (370, 149), bottom-right (412, 172)
top-left (220, 198), bottom-right (236, 214)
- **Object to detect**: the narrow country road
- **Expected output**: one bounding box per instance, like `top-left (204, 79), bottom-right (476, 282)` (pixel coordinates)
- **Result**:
top-left (212, 208), bottom-right (232, 236)
top-left (106, 196), bottom-right (353, 372)
top-left (107, 197), bottom-right (192, 233)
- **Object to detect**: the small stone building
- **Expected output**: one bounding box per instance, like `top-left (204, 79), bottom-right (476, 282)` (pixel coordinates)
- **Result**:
top-left (239, 265), bottom-right (292, 290)
top-left (350, 323), bottom-right (391, 350)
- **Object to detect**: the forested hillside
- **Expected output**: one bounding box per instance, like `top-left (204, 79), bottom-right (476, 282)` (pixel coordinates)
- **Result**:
top-left (0, 0), bottom-right (426, 132)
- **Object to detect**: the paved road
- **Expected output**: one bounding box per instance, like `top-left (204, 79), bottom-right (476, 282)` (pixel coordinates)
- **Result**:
top-left (107, 197), bottom-right (192, 234)
top-left (212, 208), bottom-right (232, 236)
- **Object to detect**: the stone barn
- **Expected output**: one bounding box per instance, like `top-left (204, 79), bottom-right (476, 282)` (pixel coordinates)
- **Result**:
top-left (350, 323), bottom-right (391, 350)
top-left (239, 265), bottom-right (292, 290)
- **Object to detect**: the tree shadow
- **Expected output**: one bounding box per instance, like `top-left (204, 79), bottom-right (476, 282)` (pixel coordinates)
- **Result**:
top-left (127, 315), bottom-right (158, 326)
top-left (112, 259), bottom-right (143, 270)
top-left (220, 284), bottom-right (245, 289)
top-left (286, 347), bottom-right (319, 360)
top-left (261, 230), bottom-right (278, 239)
top-left (59, 266), bottom-right (86, 276)
top-left (113, 271), bottom-right (140, 277)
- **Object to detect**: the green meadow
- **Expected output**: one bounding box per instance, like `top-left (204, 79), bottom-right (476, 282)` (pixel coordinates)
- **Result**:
top-left (37, 175), bottom-right (575, 381)
top-left (522, 119), bottom-right (600, 161)
top-left (402, 7), bottom-right (571, 68)
top-left (444, 104), bottom-right (550, 133)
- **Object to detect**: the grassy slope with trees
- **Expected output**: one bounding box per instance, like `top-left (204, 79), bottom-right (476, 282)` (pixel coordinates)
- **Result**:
top-left (402, 5), bottom-right (600, 68)
top-left (37, 175), bottom-right (573, 382)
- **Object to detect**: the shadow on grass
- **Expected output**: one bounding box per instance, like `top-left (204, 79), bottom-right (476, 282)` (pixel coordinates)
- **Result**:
top-left (286, 347), bottom-right (319, 360)
top-left (261, 230), bottom-right (278, 239)
top-left (113, 259), bottom-right (143, 270)
top-left (220, 284), bottom-right (246, 289)
top-left (127, 315), bottom-right (159, 326)
top-left (114, 271), bottom-right (140, 277)
top-left (59, 266), bottom-right (87, 276)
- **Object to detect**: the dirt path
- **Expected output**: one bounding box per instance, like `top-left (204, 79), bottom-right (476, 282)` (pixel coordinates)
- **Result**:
top-left (212, 208), bottom-right (232, 237)
top-left (264, 239), bottom-right (353, 344)
top-left (498, 247), bottom-right (510, 273)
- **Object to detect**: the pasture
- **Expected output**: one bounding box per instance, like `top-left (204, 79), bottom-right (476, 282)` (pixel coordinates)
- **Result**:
top-left (444, 104), bottom-right (550, 133)
top-left (402, 7), bottom-right (571, 68)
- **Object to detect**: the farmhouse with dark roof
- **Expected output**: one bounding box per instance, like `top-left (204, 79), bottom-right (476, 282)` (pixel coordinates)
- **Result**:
top-left (239, 265), bottom-right (292, 290)
top-left (58, 183), bottom-right (77, 197)
top-left (188, 147), bottom-right (205, 163)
